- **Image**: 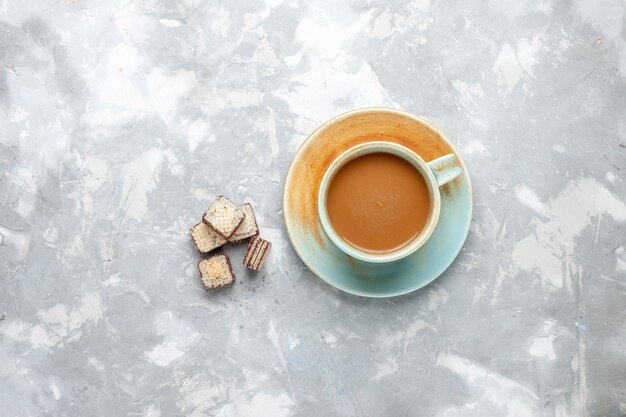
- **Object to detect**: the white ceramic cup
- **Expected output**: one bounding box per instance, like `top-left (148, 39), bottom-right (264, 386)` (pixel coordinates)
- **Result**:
top-left (318, 141), bottom-right (462, 263)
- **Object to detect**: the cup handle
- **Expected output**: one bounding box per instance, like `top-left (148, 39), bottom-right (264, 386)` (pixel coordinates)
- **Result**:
top-left (427, 154), bottom-right (463, 187)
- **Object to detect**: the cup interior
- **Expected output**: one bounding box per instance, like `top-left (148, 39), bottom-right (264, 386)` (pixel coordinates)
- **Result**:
top-left (318, 141), bottom-right (441, 263)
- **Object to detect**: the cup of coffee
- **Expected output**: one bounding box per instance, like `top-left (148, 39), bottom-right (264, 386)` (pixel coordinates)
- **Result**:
top-left (318, 141), bottom-right (462, 263)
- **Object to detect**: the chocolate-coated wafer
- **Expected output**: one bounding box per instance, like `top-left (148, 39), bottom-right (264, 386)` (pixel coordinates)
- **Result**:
top-left (228, 203), bottom-right (259, 244)
top-left (203, 196), bottom-right (245, 239)
top-left (198, 254), bottom-right (235, 290)
top-left (191, 222), bottom-right (226, 253)
top-left (243, 236), bottom-right (271, 271)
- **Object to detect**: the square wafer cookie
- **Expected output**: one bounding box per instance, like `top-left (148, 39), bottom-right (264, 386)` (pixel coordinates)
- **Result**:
top-left (202, 196), bottom-right (245, 239)
top-left (243, 236), bottom-right (271, 271)
top-left (198, 254), bottom-right (235, 290)
top-left (191, 222), bottom-right (226, 253)
top-left (228, 203), bottom-right (259, 244)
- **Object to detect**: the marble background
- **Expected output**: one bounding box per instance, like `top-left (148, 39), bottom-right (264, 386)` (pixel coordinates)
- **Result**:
top-left (1, 0), bottom-right (625, 416)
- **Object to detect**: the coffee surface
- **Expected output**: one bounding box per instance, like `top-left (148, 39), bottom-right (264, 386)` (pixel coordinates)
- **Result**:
top-left (326, 152), bottom-right (431, 253)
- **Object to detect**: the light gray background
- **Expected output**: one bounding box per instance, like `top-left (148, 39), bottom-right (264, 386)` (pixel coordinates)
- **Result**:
top-left (1, 0), bottom-right (625, 416)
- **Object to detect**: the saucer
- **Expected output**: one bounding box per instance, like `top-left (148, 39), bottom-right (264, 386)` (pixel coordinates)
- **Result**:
top-left (283, 108), bottom-right (473, 297)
